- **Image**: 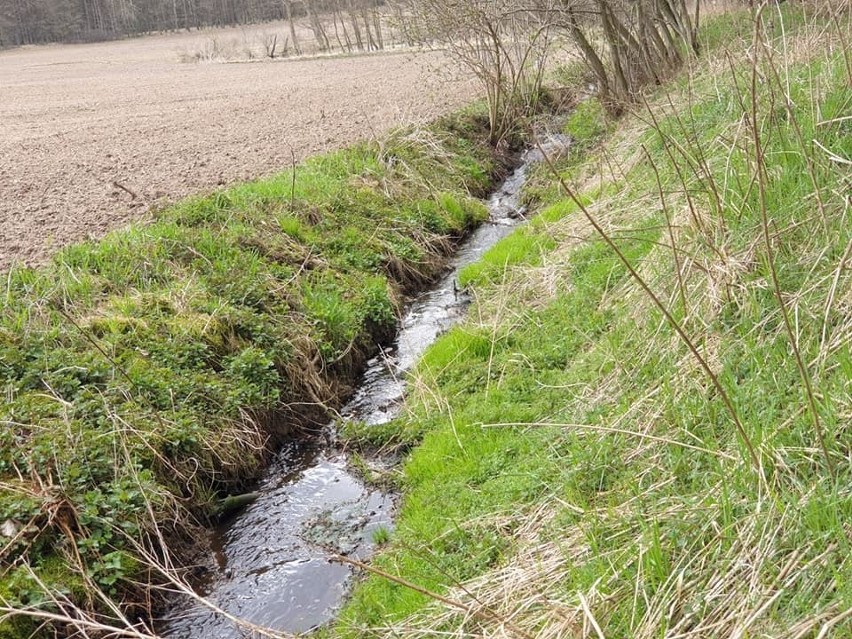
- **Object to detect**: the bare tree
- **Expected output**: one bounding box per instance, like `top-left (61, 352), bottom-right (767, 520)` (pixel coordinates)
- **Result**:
top-left (386, 0), bottom-right (702, 126)
top-left (0, 0), bottom-right (395, 55)
top-left (397, 0), bottom-right (558, 145)
top-left (282, 0), bottom-right (301, 54)
top-left (304, 0), bottom-right (330, 50)
top-left (557, 0), bottom-right (702, 111)
top-left (0, 0), bottom-right (288, 45)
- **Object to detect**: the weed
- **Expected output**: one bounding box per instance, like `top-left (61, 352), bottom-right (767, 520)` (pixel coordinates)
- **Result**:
top-left (334, 5), bottom-right (852, 638)
top-left (562, 97), bottom-right (609, 151)
top-left (372, 526), bottom-right (391, 546)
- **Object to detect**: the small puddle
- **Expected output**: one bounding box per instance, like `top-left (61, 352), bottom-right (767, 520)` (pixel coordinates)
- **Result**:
top-left (161, 133), bottom-right (570, 638)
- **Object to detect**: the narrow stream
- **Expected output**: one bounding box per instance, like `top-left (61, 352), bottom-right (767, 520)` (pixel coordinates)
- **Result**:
top-left (162, 134), bottom-right (570, 638)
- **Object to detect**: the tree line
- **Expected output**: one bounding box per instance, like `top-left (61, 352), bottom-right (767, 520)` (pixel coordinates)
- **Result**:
top-left (397, 0), bottom-right (704, 143)
top-left (0, 0), bottom-right (384, 47)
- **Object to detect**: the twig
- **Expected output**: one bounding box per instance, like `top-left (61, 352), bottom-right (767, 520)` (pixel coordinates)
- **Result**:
top-left (579, 592), bottom-right (606, 639)
top-left (812, 139), bottom-right (852, 165)
top-left (643, 144), bottom-right (688, 317)
top-left (290, 148), bottom-right (298, 210)
top-left (534, 138), bottom-right (764, 480)
top-left (331, 554), bottom-right (535, 639)
top-left (748, 4), bottom-right (835, 481)
top-left (112, 180), bottom-right (139, 201)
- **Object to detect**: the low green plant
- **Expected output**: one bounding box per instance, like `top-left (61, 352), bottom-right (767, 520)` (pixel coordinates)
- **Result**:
top-left (0, 109), bottom-right (501, 634)
top-left (562, 97), bottom-right (609, 150)
top-left (372, 526), bottom-right (391, 546)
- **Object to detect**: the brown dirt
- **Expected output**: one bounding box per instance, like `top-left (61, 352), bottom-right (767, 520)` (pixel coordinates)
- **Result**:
top-left (0, 26), bottom-right (477, 271)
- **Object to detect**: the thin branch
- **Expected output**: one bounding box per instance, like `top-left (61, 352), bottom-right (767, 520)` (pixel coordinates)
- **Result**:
top-left (534, 138), bottom-right (764, 479)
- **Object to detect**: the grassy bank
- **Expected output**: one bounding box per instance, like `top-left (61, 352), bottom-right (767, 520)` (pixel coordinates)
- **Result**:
top-left (0, 112), bottom-right (501, 635)
top-left (337, 5), bottom-right (851, 638)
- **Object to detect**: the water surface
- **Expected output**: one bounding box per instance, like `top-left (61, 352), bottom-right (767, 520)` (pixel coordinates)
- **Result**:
top-left (162, 134), bottom-right (570, 638)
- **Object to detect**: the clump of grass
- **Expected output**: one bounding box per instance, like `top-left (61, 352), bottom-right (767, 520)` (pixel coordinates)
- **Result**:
top-left (0, 108), bottom-right (500, 634)
top-left (334, 4), bottom-right (851, 638)
top-left (562, 97), bottom-right (609, 151)
top-left (372, 526), bottom-right (391, 546)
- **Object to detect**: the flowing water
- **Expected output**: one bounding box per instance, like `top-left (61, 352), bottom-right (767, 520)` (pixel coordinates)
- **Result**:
top-left (162, 134), bottom-right (570, 638)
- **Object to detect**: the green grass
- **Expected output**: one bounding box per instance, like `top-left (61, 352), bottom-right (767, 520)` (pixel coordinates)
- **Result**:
top-left (457, 225), bottom-right (558, 288)
top-left (561, 97), bottom-right (609, 150)
top-left (0, 109), bottom-right (499, 634)
top-left (336, 7), bottom-right (852, 638)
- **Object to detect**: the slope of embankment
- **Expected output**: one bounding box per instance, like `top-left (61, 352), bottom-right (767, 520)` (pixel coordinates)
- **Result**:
top-left (335, 6), bottom-right (851, 638)
top-left (0, 112), bottom-right (502, 637)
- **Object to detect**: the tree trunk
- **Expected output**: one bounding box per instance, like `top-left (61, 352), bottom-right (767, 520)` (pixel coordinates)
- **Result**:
top-left (361, 3), bottom-right (375, 50)
top-left (371, 0), bottom-right (383, 50)
top-left (331, 8), bottom-right (347, 52)
top-left (347, 0), bottom-right (363, 50)
top-left (284, 1), bottom-right (300, 55)
top-left (564, 6), bottom-right (611, 104)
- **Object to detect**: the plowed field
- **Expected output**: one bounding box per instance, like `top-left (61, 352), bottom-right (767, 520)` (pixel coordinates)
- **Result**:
top-left (0, 28), bottom-right (476, 269)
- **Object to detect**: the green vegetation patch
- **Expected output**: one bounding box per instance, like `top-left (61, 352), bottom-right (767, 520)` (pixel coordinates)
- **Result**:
top-left (336, 8), bottom-right (851, 638)
top-left (562, 97), bottom-right (609, 151)
top-left (0, 111), bottom-right (498, 627)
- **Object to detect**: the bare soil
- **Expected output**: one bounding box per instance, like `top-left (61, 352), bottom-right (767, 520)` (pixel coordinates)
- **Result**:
top-left (0, 26), bottom-right (477, 270)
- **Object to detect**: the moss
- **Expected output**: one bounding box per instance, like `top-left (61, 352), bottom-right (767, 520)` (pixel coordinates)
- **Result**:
top-left (0, 557), bottom-right (87, 639)
top-left (0, 110), bottom-right (501, 629)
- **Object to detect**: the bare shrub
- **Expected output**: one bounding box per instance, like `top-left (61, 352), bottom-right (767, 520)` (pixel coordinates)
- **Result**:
top-left (262, 32), bottom-right (290, 58)
top-left (397, 0), bottom-right (559, 145)
top-left (179, 36), bottom-right (228, 63)
top-left (395, 0), bottom-right (700, 142)
top-left (557, 0), bottom-right (701, 112)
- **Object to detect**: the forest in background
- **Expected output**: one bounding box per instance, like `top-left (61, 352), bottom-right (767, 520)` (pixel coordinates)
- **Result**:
top-left (0, 0), bottom-right (385, 47)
